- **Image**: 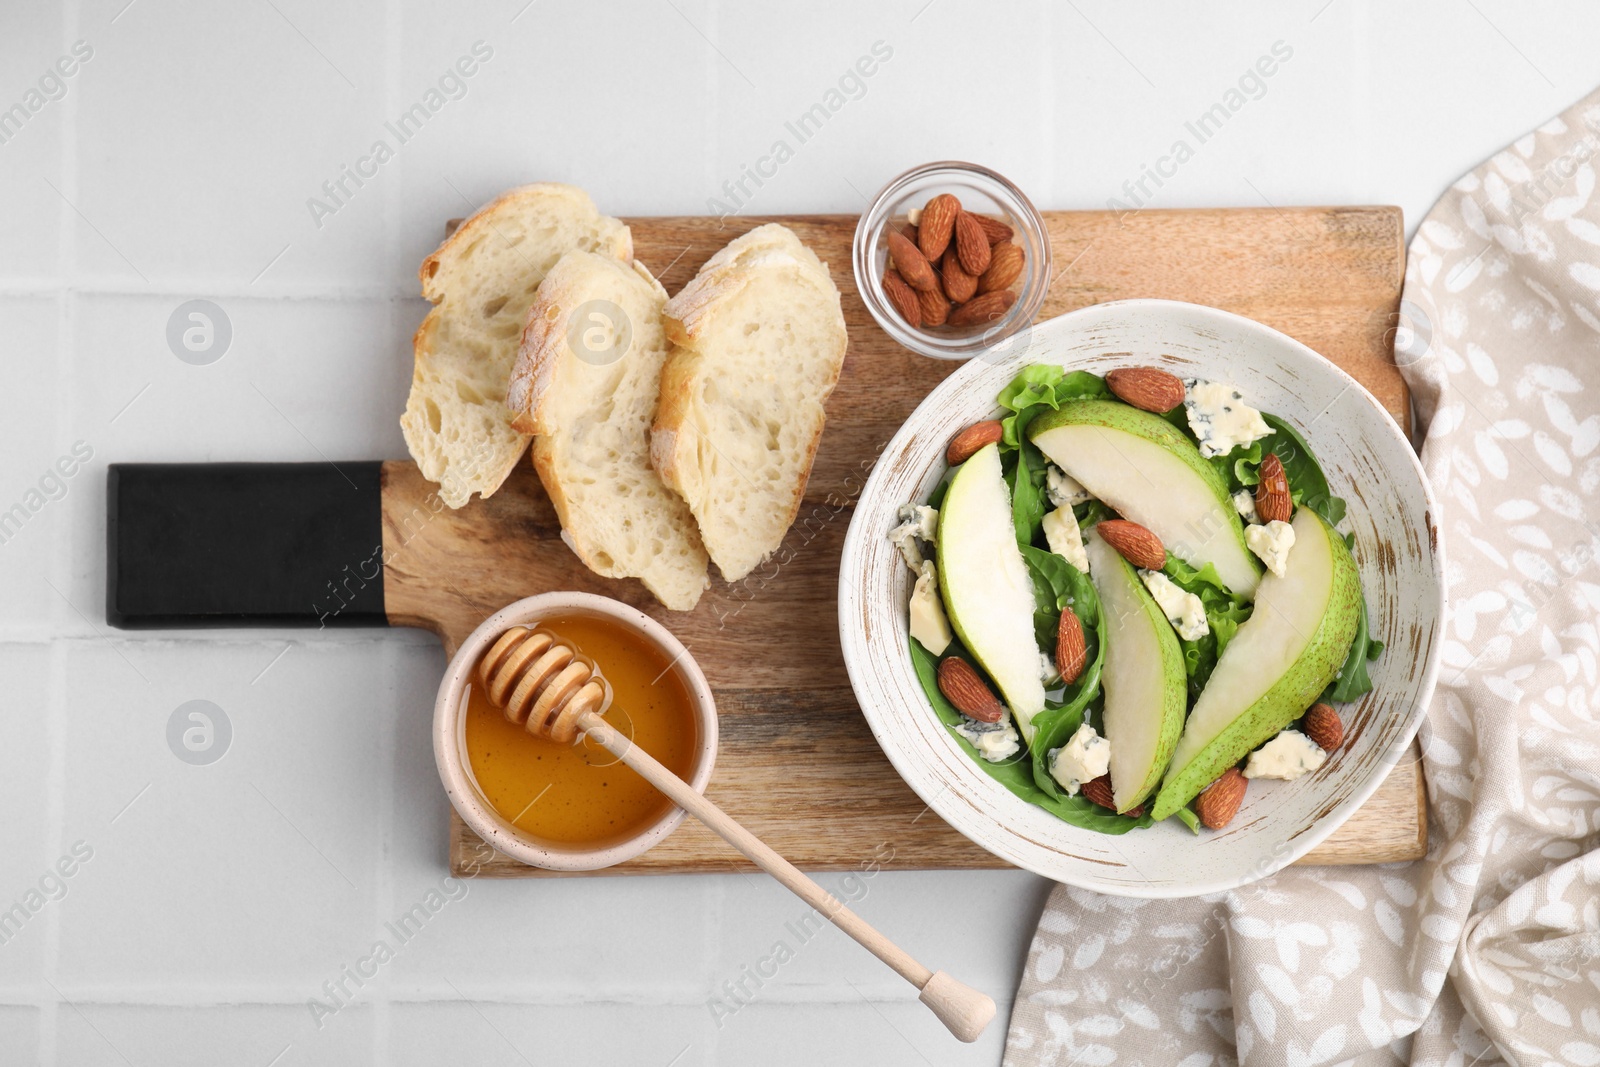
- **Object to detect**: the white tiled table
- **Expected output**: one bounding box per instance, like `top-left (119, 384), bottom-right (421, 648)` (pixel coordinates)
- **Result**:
top-left (3, 2), bottom-right (1595, 1063)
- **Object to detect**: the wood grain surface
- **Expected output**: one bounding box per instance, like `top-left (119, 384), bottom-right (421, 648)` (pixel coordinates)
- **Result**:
top-left (382, 206), bottom-right (1424, 878)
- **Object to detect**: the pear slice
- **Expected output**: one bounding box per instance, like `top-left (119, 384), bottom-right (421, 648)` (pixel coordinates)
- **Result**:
top-left (1030, 401), bottom-right (1262, 598)
top-left (936, 442), bottom-right (1046, 737)
top-left (1084, 527), bottom-right (1188, 813)
top-left (1149, 507), bottom-right (1361, 820)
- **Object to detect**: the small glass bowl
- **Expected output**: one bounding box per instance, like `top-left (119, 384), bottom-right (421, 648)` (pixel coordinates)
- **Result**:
top-left (854, 161), bottom-right (1051, 361)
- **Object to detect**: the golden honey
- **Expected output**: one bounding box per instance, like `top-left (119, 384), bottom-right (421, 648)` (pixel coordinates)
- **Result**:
top-left (464, 613), bottom-right (699, 845)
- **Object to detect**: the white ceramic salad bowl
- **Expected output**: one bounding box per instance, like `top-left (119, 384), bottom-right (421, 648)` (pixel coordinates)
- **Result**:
top-left (838, 299), bottom-right (1444, 898)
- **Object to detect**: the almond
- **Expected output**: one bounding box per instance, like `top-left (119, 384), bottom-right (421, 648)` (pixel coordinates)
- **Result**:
top-left (1106, 366), bottom-right (1186, 414)
top-left (1302, 703), bottom-right (1344, 752)
top-left (1195, 768), bottom-right (1247, 830)
top-left (1096, 519), bottom-right (1166, 570)
top-left (1082, 774), bottom-right (1143, 817)
top-left (917, 286), bottom-right (950, 327)
top-left (882, 269), bottom-right (922, 328)
top-left (1055, 609), bottom-right (1087, 685)
top-left (947, 289), bottom-right (1016, 328)
top-left (1256, 453), bottom-right (1293, 524)
top-left (946, 419), bottom-right (1003, 466)
top-left (954, 212), bottom-right (992, 276)
top-left (940, 247), bottom-right (978, 303)
top-left (887, 231), bottom-right (939, 293)
top-left (972, 214), bottom-right (1014, 245)
top-left (918, 193), bottom-right (960, 262)
top-left (936, 657), bottom-right (1004, 723)
top-left (1081, 775), bottom-right (1116, 810)
top-left (977, 241), bottom-right (1024, 294)
top-left (902, 222), bottom-right (919, 248)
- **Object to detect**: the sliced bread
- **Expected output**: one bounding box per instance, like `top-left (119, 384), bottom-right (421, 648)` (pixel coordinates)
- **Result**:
top-left (402, 183), bottom-right (631, 509)
top-left (507, 251), bottom-right (709, 611)
top-left (651, 223), bottom-right (848, 582)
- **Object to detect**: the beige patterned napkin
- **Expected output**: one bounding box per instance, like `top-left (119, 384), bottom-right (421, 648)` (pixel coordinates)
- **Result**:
top-left (1006, 86), bottom-right (1600, 1067)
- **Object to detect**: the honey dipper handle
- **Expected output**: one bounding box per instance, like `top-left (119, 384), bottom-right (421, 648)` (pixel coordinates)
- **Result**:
top-left (576, 710), bottom-right (996, 1043)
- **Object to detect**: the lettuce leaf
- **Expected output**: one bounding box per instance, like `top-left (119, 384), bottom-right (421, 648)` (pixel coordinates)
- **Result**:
top-left (997, 367), bottom-right (1108, 450)
top-left (1161, 555), bottom-right (1253, 700)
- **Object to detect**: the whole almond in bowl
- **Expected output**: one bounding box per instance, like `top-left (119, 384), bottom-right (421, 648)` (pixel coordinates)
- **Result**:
top-left (1195, 768), bottom-right (1248, 829)
top-left (953, 212), bottom-right (992, 276)
top-left (936, 656), bottom-right (1004, 723)
top-left (918, 193), bottom-right (960, 261)
top-left (1256, 453), bottom-right (1293, 523)
top-left (1055, 609), bottom-right (1087, 685)
top-left (971, 214), bottom-right (1014, 245)
top-left (947, 290), bottom-right (1015, 327)
top-left (882, 269), bottom-right (922, 328)
top-left (946, 419), bottom-right (1004, 465)
top-left (1106, 366), bottom-right (1186, 413)
top-left (978, 242), bottom-right (1024, 295)
top-left (941, 247), bottom-right (979, 304)
top-left (1302, 703), bottom-right (1344, 751)
top-left (1096, 519), bottom-right (1166, 570)
top-left (917, 287), bottom-right (951, 327)
top-left (887, 231), bottom-right (940, 293)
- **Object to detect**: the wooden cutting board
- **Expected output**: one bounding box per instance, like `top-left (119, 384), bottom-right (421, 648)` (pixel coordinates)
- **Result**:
top-left (390, 206), bottom-right (1424, 878)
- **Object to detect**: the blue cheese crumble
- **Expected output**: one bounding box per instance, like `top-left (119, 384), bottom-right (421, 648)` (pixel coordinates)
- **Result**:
top-left (1046, 464), bottom-right (1092, 508)
top-left (1232, 489), bottom-right (1260, 525)
top-left (908, 561), bottom-right (952, 655)
top-left (888, 504), bottom-right (938, 569)
top-left (955, 717), bottom-right (1022, 763)
top-left (1047, 723), bottom-right (1110, 795)
top-left (1139, 570), bottom-right (1210, 641)
top-left (1245, 519), bottom-right (1296, 578)
top-left (1183, 379), bottom-right (1273, 459)
top-left (1243, 729), bottom-right (1327, 780)
top-left (1041, 506), bottom-right (1089, 573)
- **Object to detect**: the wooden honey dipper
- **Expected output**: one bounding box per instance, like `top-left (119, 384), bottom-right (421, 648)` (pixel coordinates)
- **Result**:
top-left (477, 626), bottom-right (997, 1043)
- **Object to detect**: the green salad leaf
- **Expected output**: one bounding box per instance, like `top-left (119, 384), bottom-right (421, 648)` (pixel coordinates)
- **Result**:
top-left (1196, 415), bottom-right (1346, 528)
top-left (1160, 555), bottom-right (1253, 700)
top-left (907, 638), bottom-right (1148, 834)
top-left (996, 366), bottom-right (1109, 449)
top-left (1006, 436), bottom-right (1049, 547)
top-left (1073, 498), bottom-right (1115, 530)
top-left (1017, 546), bottom-right (1108, 795)
top-left (997, 367), bottom-right (1106, 545)
top-left (1323, 592), bottom-right (1382, 703)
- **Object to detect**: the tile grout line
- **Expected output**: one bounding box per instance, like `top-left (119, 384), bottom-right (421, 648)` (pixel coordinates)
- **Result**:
top-left (374, 0), bottom-right (403, 1059)
top-left (38, 640), bottom-right (69, 1063)
top-left (0, 280), bottom-right (415, 300)
top-left (41, 0), bottom-right (83, 1059)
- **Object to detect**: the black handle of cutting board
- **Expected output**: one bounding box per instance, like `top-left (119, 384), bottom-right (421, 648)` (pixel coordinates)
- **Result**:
top-left (106, 462), bottom-right (388, 629)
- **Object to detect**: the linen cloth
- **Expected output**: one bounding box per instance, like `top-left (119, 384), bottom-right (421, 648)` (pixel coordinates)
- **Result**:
top-left (1006, 87), bottom-right (1600, 1067)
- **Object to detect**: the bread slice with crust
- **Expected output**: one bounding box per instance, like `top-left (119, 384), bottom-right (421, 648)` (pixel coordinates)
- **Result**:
top-left (402, 183), bottom-right (631, 509)
top-left (507, 251), bottom-right (709, 610)
top-left (651, 223), bottom-right (848, 582)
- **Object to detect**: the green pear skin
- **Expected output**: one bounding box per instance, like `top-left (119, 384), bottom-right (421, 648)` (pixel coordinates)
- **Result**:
top-left (936, 442), bottom-right (1046, 735)
top-left (1030, 401), bottom-right (1262, 599)
top-left (1084, 528), bottom-right (1188, 813)
top-left (1149, 508), bottom-right (1361, 821)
